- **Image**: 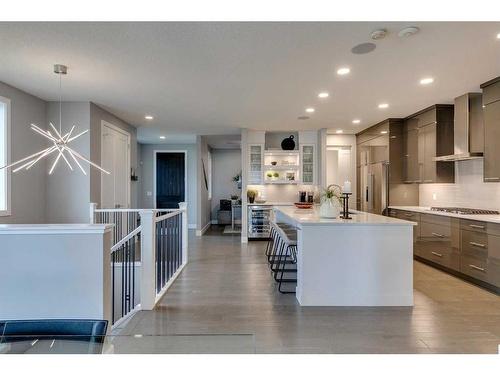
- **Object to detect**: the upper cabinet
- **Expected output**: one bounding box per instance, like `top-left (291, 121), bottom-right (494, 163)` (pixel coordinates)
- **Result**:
top-left (403, 105), bottom-right (455, 184)
top-left (300, 144), bottom-right (316, 185)
top-left (481, 77), bottom-right (500, 182)
top-left (248, 144), bottom-right (264, 185)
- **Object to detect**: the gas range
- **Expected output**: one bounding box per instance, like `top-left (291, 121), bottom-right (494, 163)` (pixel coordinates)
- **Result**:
top-left (430, 207), bottom-right (500, 215)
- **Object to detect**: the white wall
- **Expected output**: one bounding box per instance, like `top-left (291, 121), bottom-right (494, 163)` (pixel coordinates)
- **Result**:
top-left (45, 102), bottom-right (91, 223)
top-left (419, 158), bottom-right (500, 209)
top-left (0, 82), bottom-right (47, 224)
top-left (138, 143), bottom-right (197, 227)
top-left (211, 148), bottom-right (241, 220)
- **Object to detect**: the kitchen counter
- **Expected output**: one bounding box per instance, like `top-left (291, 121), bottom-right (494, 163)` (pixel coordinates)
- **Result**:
top-left (389, 206), bottom-right (500, 224)
top-left (276, 206), bottom-right (416, 226)
top-left (273, 206), bottom-right (414, 307)
top-left (247, 202), bottom-right (295, 206)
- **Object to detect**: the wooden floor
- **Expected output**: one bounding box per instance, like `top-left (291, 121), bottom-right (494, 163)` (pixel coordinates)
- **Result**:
top-left (123, 226), bottom-right (500, 353)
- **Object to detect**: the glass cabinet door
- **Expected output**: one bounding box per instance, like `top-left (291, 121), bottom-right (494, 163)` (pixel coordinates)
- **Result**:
top-left (248, 144), bottom-right (263, 184)
top-left (301, 144), bottom-right (315, 184)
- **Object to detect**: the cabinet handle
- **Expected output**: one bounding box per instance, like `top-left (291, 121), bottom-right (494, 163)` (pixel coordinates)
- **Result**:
top-left (431, 232), bottom-right (444, 238)
top-left (484, 177), bottom-right (500, 181)
top-left (404, 213), bottom-right (414, 217)
top-left (469, 224), bottom-right (485, 229)
top-left (431, 251), bottom-right (443, 257)
top-left (469, 241), bottom-right (486, 248)
top-left (469, 264), bottom-right (486, 272)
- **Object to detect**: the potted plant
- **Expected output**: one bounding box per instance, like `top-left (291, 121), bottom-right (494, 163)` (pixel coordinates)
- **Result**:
top-left (247, 188), bottom-right (258, 203)
top-left (273, 172), bottom-right (279, 180)
top-left (319, 184), bottom-right (342, 218)
top-left (266, 172), bottom-right (273, 179)
top-left (232, 172), bottom-right (242, 189)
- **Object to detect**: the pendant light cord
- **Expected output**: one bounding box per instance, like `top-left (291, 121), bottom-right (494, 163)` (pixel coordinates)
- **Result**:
top-left (59, 72), bottom-right (62, 134)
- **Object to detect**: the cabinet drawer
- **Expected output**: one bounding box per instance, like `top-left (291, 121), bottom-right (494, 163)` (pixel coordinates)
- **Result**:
top-left (461, 229), bottom-right (489, 261)
top-left (418, 222), bottom-right (459, 271)
top-left (460, 254), bottom-right (489, 283)
top-left (460, 219), bottom-right (500, 236)
top-left (419, 242), bottom-right (460, 270)
top-left (420, 213), bottom-right (452, 227)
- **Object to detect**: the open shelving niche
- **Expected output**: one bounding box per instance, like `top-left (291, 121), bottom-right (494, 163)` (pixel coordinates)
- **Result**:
top-left (263, 149), bottom-right (300, 184)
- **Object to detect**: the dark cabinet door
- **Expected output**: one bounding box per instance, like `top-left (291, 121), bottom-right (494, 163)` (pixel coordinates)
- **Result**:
top-left (404, 128), bottom-right (419, 183)
top-left (423, 124), bottom-right (437, 183)
top-left (484, 100), bottom-right (500, 182)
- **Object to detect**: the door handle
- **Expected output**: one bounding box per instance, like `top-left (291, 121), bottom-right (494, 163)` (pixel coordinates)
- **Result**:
top-left (484, 177), bottom-right (500, 181)
top-left (431, 251), bottom-right (443, 257)
top-left (469, 224), bottom-right (485, 229)
top-left (431, 232), bottom-right (444, 238)
top-left (469, 241), bottom-right (486, 248)
top-left (469, 264), bottom-right (486, 272)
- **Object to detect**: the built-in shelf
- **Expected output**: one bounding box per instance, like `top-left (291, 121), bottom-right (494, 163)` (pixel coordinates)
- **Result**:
top-left (264, 165), bottom-right (300, 170)
top-left (264, 180), bottom-right (299, 185)
top-left (264, 150), bottom-right (300, 156)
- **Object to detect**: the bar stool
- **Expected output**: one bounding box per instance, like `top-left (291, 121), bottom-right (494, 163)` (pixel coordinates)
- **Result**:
top-left (267, 221), bottom-right (296, 268)
top-left (270, 224), bottom-right (298, 294)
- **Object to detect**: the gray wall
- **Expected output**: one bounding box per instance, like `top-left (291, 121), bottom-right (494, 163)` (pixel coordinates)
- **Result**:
top-left (90, 103), bottom-right (138, 208)
top-left (197, 136), bottom-right (211, 232)
top-left (45, 102), bottom-right (91, 223)
top-left (0, 82), bottom-right (47, 224)
top-left (211, 149), bottom-right (241, 220)
top-left (139, 143), bottom-right (197, 227)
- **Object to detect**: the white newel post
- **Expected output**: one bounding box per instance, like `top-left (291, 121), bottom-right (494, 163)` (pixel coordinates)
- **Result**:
top-left (89, 202), bottom-right (97, 224)
top-left (139, 209), bottom-right (156, 310)
top-left (178, 202), bottom-right (188, 264)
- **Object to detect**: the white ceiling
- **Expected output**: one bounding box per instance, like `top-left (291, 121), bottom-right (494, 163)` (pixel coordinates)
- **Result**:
top-left (0, 22), bottom-right (499, 143)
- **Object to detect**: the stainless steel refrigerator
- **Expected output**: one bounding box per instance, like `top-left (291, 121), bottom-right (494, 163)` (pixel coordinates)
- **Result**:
top-left (359, 148), bottom-right (389, 216)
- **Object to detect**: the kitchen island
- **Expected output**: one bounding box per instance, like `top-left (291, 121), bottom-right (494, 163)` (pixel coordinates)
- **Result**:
top-left (274, 206), bottom-right (416, 306)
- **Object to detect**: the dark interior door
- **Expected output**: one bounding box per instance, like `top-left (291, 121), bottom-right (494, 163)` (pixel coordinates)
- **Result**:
top-left (156, 152), bottom-right (185, 209)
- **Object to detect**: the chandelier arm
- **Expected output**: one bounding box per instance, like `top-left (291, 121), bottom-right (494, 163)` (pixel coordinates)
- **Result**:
top-left (0, 146), bottom-right (54, 170)
top-left (68, 147), bottom-right (111, 174)
top-left (31, 127), bottom-right (59, 143)
top-left (65, 125), bottom-right (76, 141)
top-left (49, 122), bottom-right (63, 140)
top-left (57, 147), bottom-right (73, 170)
top-left (65, 147), bottom-right (87, 175)
top-left (48, 151), bottom-right (63, 175)
top-left (67, 129), bottom-right (89, 143)
top-left (24, 146), bottom-right (58, 171)
top-left (31, 124), bottom-right (58, 140)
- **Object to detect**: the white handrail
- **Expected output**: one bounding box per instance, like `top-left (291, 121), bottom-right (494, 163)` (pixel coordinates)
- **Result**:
top-left (95, 208), bottom-right (177, 213)
top-left (110, 225), bottom-right (142, 253)
top-left (154, 210), bottom-right (182, 222)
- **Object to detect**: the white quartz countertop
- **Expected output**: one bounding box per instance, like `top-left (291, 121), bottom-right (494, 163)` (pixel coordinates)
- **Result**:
top-left (0, 223), bottom-right (114, 234)
top-left (389, 206), bottom-right (500, 224)
top-left (275, 206), bottom-right (416, 226)
top-left (248, 202), bottom-right (295, 206)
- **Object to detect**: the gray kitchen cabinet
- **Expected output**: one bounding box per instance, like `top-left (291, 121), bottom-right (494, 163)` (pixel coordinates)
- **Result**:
top-left (388, 209), bottom-right (420, 246)
top-left (482, 99), bottom-right (500, 182)
top-left (403, 105), bottom-right (454, 184)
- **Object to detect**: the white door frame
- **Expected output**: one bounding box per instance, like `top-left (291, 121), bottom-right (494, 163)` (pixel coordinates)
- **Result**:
top-left (100, 120), bottom-right (131, 208)
top-left (153, 150), bottom-right (188, 209)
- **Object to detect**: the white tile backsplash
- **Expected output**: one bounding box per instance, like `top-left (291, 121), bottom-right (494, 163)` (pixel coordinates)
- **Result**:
top-left (419, 159), bottom-right (500, 210)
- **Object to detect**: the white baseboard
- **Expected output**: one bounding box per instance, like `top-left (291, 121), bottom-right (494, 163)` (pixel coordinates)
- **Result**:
top-left (241, 236), bottom-right (248, 243)
top-left (196, 221), bottom-right (211, 236)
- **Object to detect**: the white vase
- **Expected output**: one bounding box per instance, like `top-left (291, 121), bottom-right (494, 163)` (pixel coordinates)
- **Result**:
top-left (319, 198), bottom-right (340, 218)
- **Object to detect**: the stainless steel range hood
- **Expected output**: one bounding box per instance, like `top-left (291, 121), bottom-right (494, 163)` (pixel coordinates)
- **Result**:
top-left (434, 93), bottom-right (484, 162)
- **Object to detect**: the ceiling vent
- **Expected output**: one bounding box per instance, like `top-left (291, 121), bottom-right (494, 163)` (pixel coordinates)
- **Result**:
top-left (370, 29), bottom-right (387, 40)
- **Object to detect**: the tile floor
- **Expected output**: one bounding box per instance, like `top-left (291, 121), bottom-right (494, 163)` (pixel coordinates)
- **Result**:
top-left (122, 227), bottom-right (500, 354)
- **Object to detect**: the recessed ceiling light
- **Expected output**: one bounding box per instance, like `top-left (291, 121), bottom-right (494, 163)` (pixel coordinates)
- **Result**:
top-left (337, 67), bottom-right (350, 75)
top-left (420, 77), bottom-right (434, 85)
top-left (318, 92), bottom-right (329, 98)
top-left (497, 33), bottom-right (500, 39)
top-left (145, 115), bottom-right (154, 120)
top-left (380, 130), bottom-right (388, 134)
top-left (159, 136), bottom-right (166, 139)
top-left (305, 107), bottom-right (315, 113)
top-left (352, 119), bottom-right (361, 124)
top-left (336, 130), bottom-right (343, 134)
top-left (378, 103), bottom-right (389, 109)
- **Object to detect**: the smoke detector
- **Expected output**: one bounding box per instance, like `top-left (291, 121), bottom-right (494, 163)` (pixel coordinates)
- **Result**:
top-left (398, 26), bottom-right (420, 38)
top-left (370, 29), bottom-right (387, 40)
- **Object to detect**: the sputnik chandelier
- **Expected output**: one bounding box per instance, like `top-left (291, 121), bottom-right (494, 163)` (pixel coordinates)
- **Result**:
top-left (0, 64), bottom-right (110, 175)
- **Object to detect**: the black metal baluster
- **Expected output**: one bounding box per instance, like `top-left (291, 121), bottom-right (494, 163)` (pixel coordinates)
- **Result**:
top-left (112, 251), bottom-right (115, 324)
top-left (131, 235), bottom-right (135, 309)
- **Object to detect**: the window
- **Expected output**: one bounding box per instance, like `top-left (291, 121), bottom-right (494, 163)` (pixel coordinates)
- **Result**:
top-left (0, 96), bottom-right (11, 216)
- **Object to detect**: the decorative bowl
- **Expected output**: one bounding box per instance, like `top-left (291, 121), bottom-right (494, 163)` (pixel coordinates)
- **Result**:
top-left (255, 199), bottom-right (266, 204)
top-left (294, 202), bottom-right (313, 209)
